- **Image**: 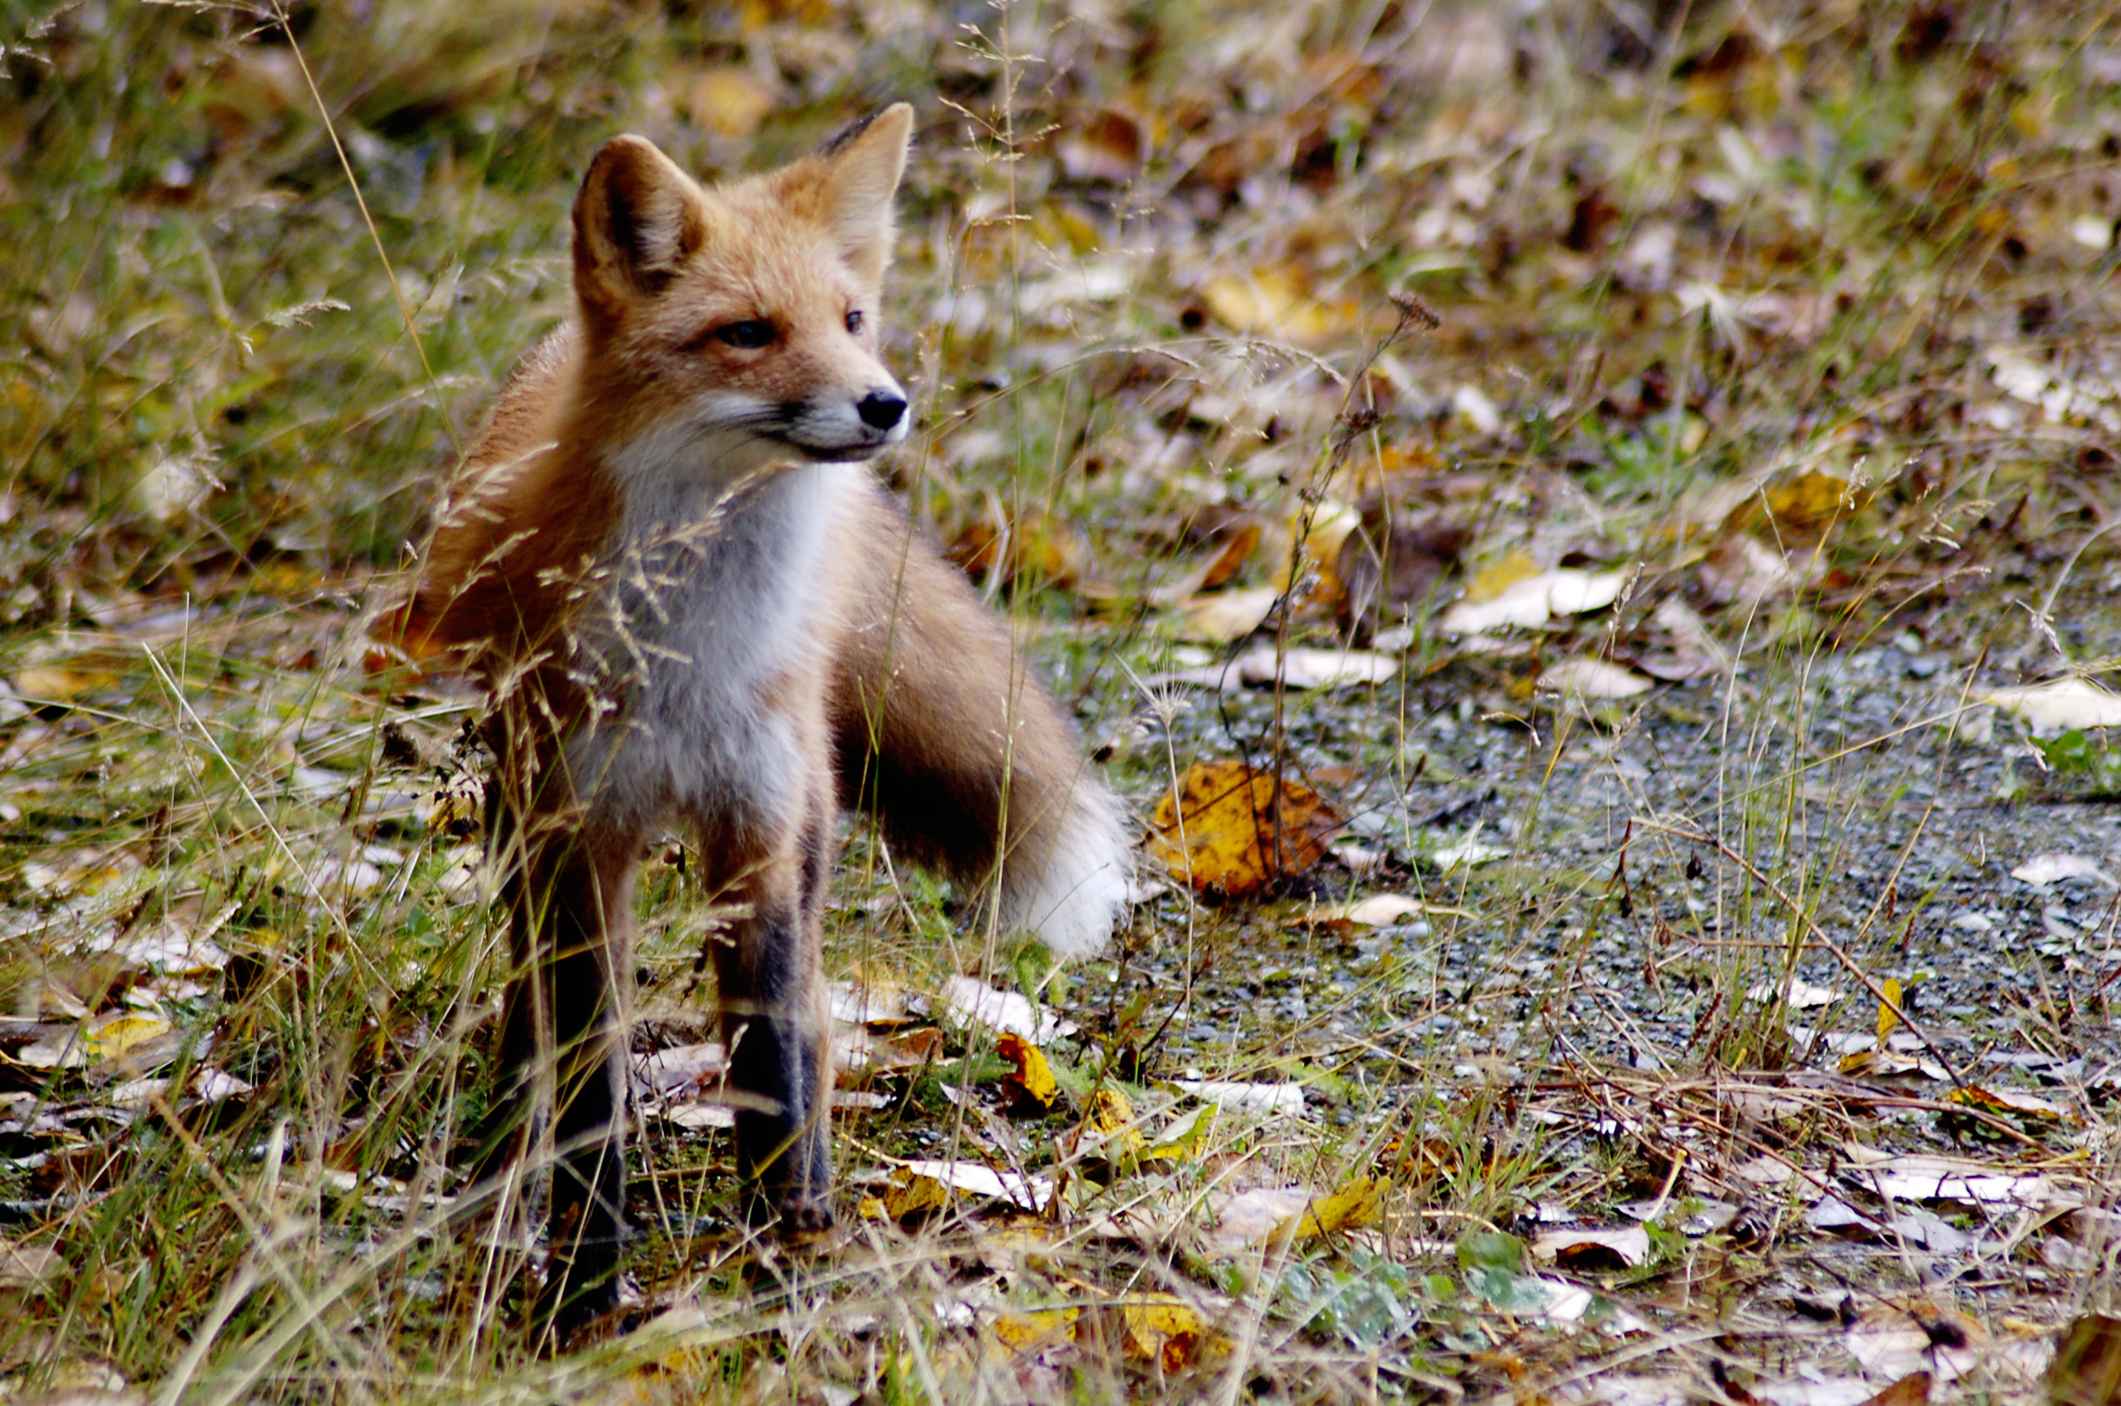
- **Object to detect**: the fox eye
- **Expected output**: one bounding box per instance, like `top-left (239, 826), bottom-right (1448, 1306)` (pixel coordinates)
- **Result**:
top-left (713, 319), bottom-right (776, 349)
top-left (845, 309), bottom-right (864, 334)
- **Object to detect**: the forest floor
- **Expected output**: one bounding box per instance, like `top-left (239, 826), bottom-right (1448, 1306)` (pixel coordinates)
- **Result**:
top-left (4, 2), bottom-right (2120, 1402)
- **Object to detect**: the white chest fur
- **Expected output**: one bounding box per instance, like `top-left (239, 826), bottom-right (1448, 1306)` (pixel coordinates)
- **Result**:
top-left (563, 447), bottom-right (852, 838)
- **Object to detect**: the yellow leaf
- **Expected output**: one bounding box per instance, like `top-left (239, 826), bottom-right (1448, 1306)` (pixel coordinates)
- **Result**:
top-left (1146, 760), bottom-right (1342, 895)
top-left (1118, 1298), bottom-right (1229, 1372)
top-left (1200, 265), bottom-right (1357, 344)
top-left (14, 664), bottom-right (120, 703)
top-left (1143, 1103), bottom-right (1217, 1163)
top-left (1461, 550), bottom-right (1540, 603)
top-left (991, 1307), bottom-right (1079, 1351)
top-left (1085, 1086), bottom-right (1143, 1157)
top-left (86, 1013), bottom-right (173, 1060)
top-left (684, 67), bottom-right (774, 139)
top-left (1876, 977), bottom-right (1903, 1043)
top-left (882, 1169), bottom-right (951, 1222)
top-left (857, 1195), bottom-right (888, 1221)
top-left (1763, 470), bottom-right (1854, 532)
top-left (997, 1032), bottom-right (1058, 1112)
top-left (1944, 1083), bottom-right (2073, 1124)
top-left (1278, 1175), bottom-right (1388, 1243)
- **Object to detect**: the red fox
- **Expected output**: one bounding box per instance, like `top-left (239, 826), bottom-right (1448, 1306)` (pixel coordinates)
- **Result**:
top-left (388, 104), bottom-right (1130, 1329)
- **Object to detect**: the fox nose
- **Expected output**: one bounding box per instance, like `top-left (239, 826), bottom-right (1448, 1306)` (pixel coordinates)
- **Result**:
top-left (858, 390), bottom-right (907, 431)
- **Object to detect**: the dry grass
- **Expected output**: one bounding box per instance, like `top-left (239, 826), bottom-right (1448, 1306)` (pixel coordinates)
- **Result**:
top-left (3, 1), bottom-right (2119, 1401)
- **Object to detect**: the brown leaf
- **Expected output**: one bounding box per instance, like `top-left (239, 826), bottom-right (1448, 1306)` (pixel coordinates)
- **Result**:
top-left (1056, 108), bottom-right (1146, 184)
top-left (1146, 760), bottom-right (1341, 895)
top-left (2049, 1314), bottom-right (2121, 1406)
top-left (1335, 509), bottom-right (1467, 636)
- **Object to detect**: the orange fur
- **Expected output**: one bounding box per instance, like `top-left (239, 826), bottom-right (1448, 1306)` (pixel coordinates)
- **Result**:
top-left (388, 106), bottom-right (1130, 1337)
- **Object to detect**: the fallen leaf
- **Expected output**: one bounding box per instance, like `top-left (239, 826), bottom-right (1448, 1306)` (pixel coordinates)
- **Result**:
top-left (1200, 264), bottom-right (1358, 344)
top-left (1143, 1104), bottom-right (1218, 1162)
top-left (1984, 678), bottom-right (2121, 732)
top-left (1177, 586), bottom-right (1280, 642)
top-left (1151, 643), bottom-right (1399, 690)
top-left (1848, 1153), bottom-right (2055, 1210)
top-left (1118, 1297), bottom-right (1229, 1371)
top-left (935, 975), bottom-right (1076, 1043)
top-left (683, 66), bottom-right (774, 138)
top-left (2048, 1314), bottom-right (2121, 1406)
top-left (0, 1240), bottom-right (65, 1291)
top-left (998, 1032), bottom-right (1058, 1112)
top-left (1278, 1175), bottom-right (1388, 1243)
top-left (1147, 760), bottom-right (1341, 894)
top-left (1942, 1084), bottom-right (2073, 1124)
top-left (1084, 1087), bottom-right (1143, 1157)
top-left (1748, 978), bottom-right (1840, 1009)
top-left (991, 1305), bottom-right (1080, 1352)
top-left (1309, 893), bottom-right (1428, 927)
top-left (1056, 107), bottom-right (1146, 184)
top-left (2010, 853), bottom-right (2116, 888)
top-left (13, 662), bottom-right (121, 704)
top-left (1430, 829), bottom-right (1507, 871)
top-left (890, 1159), bottom-right (1054, 1213)
top-left (1862, 1371), bottom-right (1933, 1406)
top-left (1539, 657), bottom-right (1654, 699)
top-left (1204, 1186), bottom-right (1312, 1253)
top-left (1440, 566), bottom-right (1632, 635)
top-left (1876, 977), bottom-right (1903, 1043)
top-left (1170, 1080), bottom-right (1305, 1115)
top-left (1531, 1225), bottom-right (1651, 1270)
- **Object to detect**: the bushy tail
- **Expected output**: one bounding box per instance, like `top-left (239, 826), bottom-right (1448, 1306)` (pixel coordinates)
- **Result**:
top-left (830, 482), bottom-right (1130, 958)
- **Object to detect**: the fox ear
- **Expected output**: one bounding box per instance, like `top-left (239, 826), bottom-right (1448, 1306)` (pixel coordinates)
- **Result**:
top-left (572, 134), bottom-right (709, 326)
top-left (815, 103), bottom-right (912, 284)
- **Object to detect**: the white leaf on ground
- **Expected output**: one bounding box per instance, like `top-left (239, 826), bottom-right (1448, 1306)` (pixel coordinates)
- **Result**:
top-left (1440, 567), bottom-right (1632, 635)
top-left (1145, 643), bottom-right (1397, 691)
top-left (1540, 657), bottom-right (1654, 699)
top-left (1259, 647), bottom-right (1400, 689)
top-left (1453, 383), bottom-right (1501, 435)
top-left (1987, 346), bottom-right (2121, 432)
top-left (1431, 828), bottom-right (1507, 871)
top-left (1204, 1186), bottom-right (1312, 1254)
top-left (1531, 1225), bottom-right (1651, 1267)
top-left (1312, 893), bottom-right (1427, 926)
top-left (636, 1040), bottom-right (727, 1096)
top-left (1983, 677), bottom-right (2121, 731)
top-left (2010, 853), bottom-right (2117, 889)
top-left (828, 980), bottom-right (913, 1027)
top-left (934, 976), bottom-right (1077, 1042)
top-left (1748, 978), bottom-right (1840, 1009)
top-left (1179, 586), bottom-right (1280, 643)
top-left (0, 1241), bottom-right (66, 1291)
top-left (893, 1158), bottom-right (1054, 1212)
top-left (1171, 1080), bottom-right (1306, 1115)
top-left (1847, 1304), bottom-right (1985, 1383)
top-left (652, 1099), bottom-right (735, 1131)
top-left (1848, 1154), bottom-right (2054, 1209)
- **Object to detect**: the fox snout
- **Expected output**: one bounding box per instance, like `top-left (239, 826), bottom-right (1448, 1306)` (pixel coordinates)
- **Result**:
top-left (777, 379), bottom-right (909, 461)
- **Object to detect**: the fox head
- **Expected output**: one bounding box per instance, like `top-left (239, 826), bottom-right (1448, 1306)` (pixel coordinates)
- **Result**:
top-left (570, 104), bottom-right (914, 469)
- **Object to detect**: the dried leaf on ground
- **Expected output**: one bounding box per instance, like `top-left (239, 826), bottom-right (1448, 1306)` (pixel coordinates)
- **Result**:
top-left (1539, 657), bottom-right (1654, 699)
top-left (1983, 677), bottom-right (2121, 732)
top-left (1531, 1225), bottom-right (1651, 1270)
top-left (2010, 853), bottom-right (2116, 888)
top-left (1170, 1080), bottom-right (1305, 1115)
top-left (934, 976), bottom-right (1076, 1043)
top-left (2048, 1313), bottom-right (2121, 1406)
top-left (1440, 565), bottom-right (1632, 635)
top-left (1147, 760), bottom-right (1341, 894)
top-left (998, 1032), bottom-right (1058, 1112)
